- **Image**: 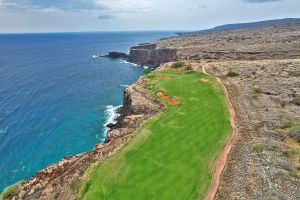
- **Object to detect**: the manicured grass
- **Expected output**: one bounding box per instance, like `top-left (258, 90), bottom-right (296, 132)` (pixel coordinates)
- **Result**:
top-left (81, 69), bottom-right (231, 200)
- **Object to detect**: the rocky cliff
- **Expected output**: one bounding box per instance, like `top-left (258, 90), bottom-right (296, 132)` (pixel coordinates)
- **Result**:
top-left (128, 43), bottom-right (178, 66)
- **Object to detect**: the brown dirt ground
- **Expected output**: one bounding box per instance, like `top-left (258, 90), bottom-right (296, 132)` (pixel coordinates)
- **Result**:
top-left (199, 78), bottom-right (209, 83)
top-left (154, 75), bottom-right (172, 80)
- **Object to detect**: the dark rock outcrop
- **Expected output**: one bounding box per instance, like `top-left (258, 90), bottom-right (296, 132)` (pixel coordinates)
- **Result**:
top-left (102, 51), bottom-right (129, 59)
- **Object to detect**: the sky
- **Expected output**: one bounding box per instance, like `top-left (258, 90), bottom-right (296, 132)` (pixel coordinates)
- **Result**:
top-left (0, 0), bottom-right (299, 33)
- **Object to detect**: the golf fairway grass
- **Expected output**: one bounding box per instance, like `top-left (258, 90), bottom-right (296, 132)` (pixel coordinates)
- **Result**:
top-left (81, 69), bottom-right (231, 200)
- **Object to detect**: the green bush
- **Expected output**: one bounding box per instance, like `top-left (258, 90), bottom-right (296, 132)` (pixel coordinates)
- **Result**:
top-left (252, 144), bottom-right (263, 153)
top-left (185, 64), bottom-right (193, 71)
top-left (143, 68), bottom-right (151, 75)
top-left (252, 94), bottom-right (259, 100)
top-left (171, 61), bottom-right (185, 69)
top-left (288, 71), bottom-right (300, 77)
top-left (281, 121), bottom-right (294, 129)
top-left (289, 126), bottom-right (300, 142)
top-left (0, 183), bottom-right (21, 200)
top-left (290, 97), bottom-right (300, 106)
top-left (253, 87), bottom-right (262, 94)
top-left (226, 70), bottom-right (239, 77)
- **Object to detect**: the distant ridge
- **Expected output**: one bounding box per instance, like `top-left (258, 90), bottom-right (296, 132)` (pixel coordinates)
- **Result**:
top-left (177, 18), bottom-right (300, 35)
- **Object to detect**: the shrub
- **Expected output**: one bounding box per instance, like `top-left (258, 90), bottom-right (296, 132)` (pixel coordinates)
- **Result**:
top-left (0, 183), bottom-right (21, 200)
top-left (281, 121), bottom-right (294, 129)
top-left (290, 97), bottom-right (300, 106)
top-left (282, 150), bottom-right (297, 158)
top-left (289, 126), bottom-right (300, 142)
top-left (143, 68), bottom-right (151, 75)
top-left (171, 61), bottom-right (185, 69)
top-left (252, 94), bottom-right (259, 100)
top-left (185, 64), bottom-right (193, 71)
top-left (226, 70), bottom-right (239, 77)
top-left (252, 144), bottom-right (263, 153)
top-left (253, 87), bottom-right (262, 94)
top-left (288, 71), bottom-right (300, 77)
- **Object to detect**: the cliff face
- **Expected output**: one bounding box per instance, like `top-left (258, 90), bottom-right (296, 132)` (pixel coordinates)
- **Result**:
top-left (8, 78), bottom-right (163, 200)
top-left (128, 43), bottom-right (178, 66)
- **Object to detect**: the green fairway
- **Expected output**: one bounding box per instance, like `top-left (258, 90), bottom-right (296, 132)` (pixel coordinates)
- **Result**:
top-left (81, 69), bottom-right (231, 200)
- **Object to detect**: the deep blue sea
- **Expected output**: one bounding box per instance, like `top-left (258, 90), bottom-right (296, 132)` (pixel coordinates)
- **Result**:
top-left (0, 31), bottom-right (174, 191)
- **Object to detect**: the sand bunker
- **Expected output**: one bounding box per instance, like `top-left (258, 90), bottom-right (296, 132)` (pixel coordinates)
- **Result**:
top-left (173, 71), bottom-right (182, 75)
top-left (156, 91), bottom-right (169, 99)
top-left (168, 98), bottom-right (180, 105)
top-left (200, 78), bottom-right (209, 83)
top-left (156, 91), bottom-right (180, 105)
top-left (154, 76), bottom-right (172, 80)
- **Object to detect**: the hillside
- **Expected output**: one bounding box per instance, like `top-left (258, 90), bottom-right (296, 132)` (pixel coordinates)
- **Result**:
top-left (177, 18), bottom-right (300, 35)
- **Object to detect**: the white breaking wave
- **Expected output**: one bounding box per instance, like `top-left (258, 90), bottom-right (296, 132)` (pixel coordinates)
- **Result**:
top-left (120, 84), bottom-right (129, 88)
top-left (0, 127), bottom-right (8, 134)
top-left (92, 54), bottom-right (100, 59)
top-left (119, 59), bottom-right (140, 67)
top-left (103, 105), bottom-right (122, 134)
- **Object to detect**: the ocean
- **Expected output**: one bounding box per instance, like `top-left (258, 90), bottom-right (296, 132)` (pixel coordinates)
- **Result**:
top-left (0, 31), bottom-right (174, 191)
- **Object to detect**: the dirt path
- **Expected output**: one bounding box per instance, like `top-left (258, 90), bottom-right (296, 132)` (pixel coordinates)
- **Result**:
top-left (201, 66), bottom-right (239, 200)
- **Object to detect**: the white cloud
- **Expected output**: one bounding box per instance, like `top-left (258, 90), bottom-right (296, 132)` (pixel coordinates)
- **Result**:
top-left (0, 0), bottom-right (299, 32)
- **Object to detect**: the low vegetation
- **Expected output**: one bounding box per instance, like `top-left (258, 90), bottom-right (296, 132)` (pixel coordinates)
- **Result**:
top-left (185, 64), bottom-right (193, 71)
top-left (226, 70), bottom-right (239, 77)
top-left (252, 144), bottom-right (263, 153)
top-left (143, 68), bottom-right (152, 75)
top-left (253, 87), bottom-right (262, 94)
top-left (80, 69), bottom-right (231, 200)
top-left (0, 182), bottom-right (21, 200)
top-left (282, 122), bottom-right (300, 178)
top-left (290, 97), bottom-right (300, 106)
top-left (289, 124), bottom-right (300, 142)
top-left (288, 71), bottom-right (300, 77)
top-left (252, 86), bottom-right (262, 99)
top-left (171, 61), bottom-right (185, 68)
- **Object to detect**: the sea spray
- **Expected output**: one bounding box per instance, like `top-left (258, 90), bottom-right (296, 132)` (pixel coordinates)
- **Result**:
top-left (103, 105), bottom-right (122, 139)
top-left (119, 59), bottom-right (140, 67)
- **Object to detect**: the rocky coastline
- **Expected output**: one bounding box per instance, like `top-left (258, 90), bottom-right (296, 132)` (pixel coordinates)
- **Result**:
top-left (103, 42), bottom-right (178, 68)
top-left (6, 76), bottom-right (164, 200)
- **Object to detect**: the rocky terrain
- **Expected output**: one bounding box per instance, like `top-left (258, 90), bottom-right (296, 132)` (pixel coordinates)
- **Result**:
top-left (2, 19), bottom-right (300, 200)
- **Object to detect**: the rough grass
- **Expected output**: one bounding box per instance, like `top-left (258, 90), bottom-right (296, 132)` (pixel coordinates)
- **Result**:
top-left (81, 69), bottom-right (231, 200)
top-left (0, 182), bottom-right (21, 200)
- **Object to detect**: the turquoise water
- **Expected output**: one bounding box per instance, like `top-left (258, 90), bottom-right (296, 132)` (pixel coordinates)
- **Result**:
top-left (0, 31), bottom-right (174, 191)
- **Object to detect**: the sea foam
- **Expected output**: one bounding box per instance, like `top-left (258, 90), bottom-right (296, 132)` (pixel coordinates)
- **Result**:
top-left (103, 105), bottom-right (122, 134)
top-left (0, 127), bottom-right (8, 134)
top-left (119, 59), bottom-right (140, 67)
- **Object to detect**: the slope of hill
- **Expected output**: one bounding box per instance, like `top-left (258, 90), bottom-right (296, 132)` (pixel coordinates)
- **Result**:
top-left (177, 18), bottom-right (300, 35)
